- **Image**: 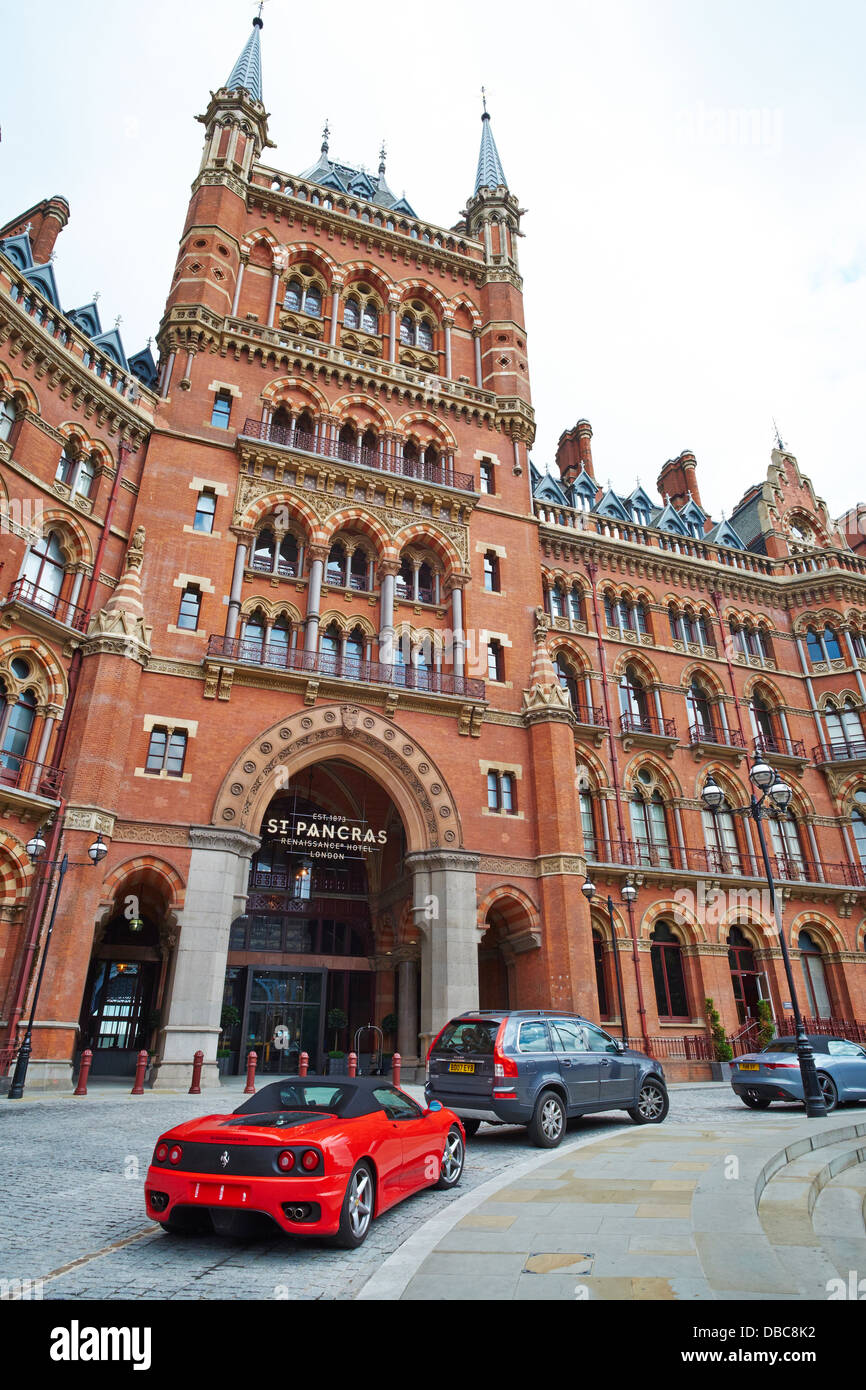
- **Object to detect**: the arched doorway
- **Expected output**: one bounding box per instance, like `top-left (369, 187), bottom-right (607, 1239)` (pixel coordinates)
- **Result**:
top-left (727, 925), bottom-right (767, 1025)
top-left (222, 761), bottom-right (402, 1075)
top-left (478, 915), bottom-right (511, 1009)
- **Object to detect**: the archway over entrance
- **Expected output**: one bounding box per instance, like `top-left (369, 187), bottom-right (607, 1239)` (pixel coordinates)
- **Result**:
top-left (152, 706), bottom-right (476, 1088)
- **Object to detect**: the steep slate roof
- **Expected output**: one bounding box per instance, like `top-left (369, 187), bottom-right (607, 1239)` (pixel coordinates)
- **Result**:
top-left (226, 15), bottom-right (264, 103)
top-left (475, 110), bottom-right (508, 192)
top-left (301, 134), bottom-right (416, 216)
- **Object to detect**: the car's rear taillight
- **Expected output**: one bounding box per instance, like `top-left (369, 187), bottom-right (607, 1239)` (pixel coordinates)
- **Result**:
top-left (277, 1150), bottom-right (295, 1172)
top-left (493, 1020), bottom-right (518, 1092)
top-left (301, 1149), bottom-right (319, 1171)
top-left (764, 1062), bottom-right (797, 1070)
top-left (154, 1142), bottom-right (168, 1163)
top-left (168, 1145), bottom-right (183, 1165)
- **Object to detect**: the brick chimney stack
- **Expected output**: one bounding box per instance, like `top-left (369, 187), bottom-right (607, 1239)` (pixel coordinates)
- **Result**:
top-left (0, 196), bottom-right (71, 264)
top-left (657, 450), bottom-right (702, 510)
top-left (556, 419), bottom-right (593, 485)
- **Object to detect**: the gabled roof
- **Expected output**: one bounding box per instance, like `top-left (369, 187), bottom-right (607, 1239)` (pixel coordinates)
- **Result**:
top-left (704, 519), bottom-right (746, 550)
top-left (67, 301), bottom-right (103, 338)
top-left (595, 488), bottom-right (633, 523)
top-left (655, 501), bottom-right (690, 535)
top-left (0, 231), bottom-right (34, 271)
top-left (627, 484), bottom-right (655, 514)
top-left (128, 345), bottom-right (158, 389)
top-left (92, 328), bottom-right (129, 370)
top-left (24, 262), bottom-right (61, 307)
top-left (534, 471), bottom-right (570, 505)
top-left (571, 467), bottom-right (598, 498)
top-left (300, 131), bottom-right (417, 216)
top-left (225, 16), bottom-right (263, 104)
top-left (475, 110), bottom-right (508, 193)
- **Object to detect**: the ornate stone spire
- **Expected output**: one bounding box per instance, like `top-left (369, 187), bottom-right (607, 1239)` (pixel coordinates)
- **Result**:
top-left (86, 525), bottom-right (152, 662)
top-left (521, 607), bottom-right (571, 722)
top-left (226, 11), bottom-right (264, 104)
top-left (475, 96), bottom-right (508, 194)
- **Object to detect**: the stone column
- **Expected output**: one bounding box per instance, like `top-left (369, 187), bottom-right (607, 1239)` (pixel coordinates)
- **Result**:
top-left (304, 545), bottom-right (327, 653)
top-left (225, 529), bottom-right (255, 641)
top-left (267, 270), bottom-right (281, 328)
top-left (397, 956), bottom-right (420, 1064)
top-left (150, 826), bottom-right (261, 1089)
top-left (406, 849), bottom-right (480, 1053)
top-left (473, 330), bottom-right (482, 387)
top-left (388, 300), bottom-right (399, 362)
top-left (448, 580), bottom-right (465, 679)
top-left (29, 709), bottom-right (57, 791)
top-left (378, 561), bottom-right (398, 666)
top-left (443, 315), bottom-right (453, 379)
top-left (230, 258), bottom-right (246, 317)
top-left (329, 287), bottom-right (341, 345)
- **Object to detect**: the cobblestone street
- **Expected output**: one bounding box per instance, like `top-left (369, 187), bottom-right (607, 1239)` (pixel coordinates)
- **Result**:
top-left (0, 1083), bottom-right (811, 1301)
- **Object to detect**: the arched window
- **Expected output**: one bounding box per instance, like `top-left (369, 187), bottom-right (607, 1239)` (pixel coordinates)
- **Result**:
top-left (240, 610), bottom-right (267, 660)
top-left (579, 787), bottom-right (597, 858)
top-left (22, 530), bottom-right (67, 606)
top-left (630, 783), bottom-right (672, 867)
top-left (349, 547), bottom-right (369, 592)
top-left (0, 687), bottom-right (37, 773)
top-left (303, 285), bottom-right (322, 317)
top-left (768, 813), bottom-right (807, 881)
top-left (569, 587), bottom-right (584, 625)
top-left (267, 617), bottom-right (291, 663)
top-left (361, 303), bottom-right (378, 335)
top-left (650, 923), bottom-right (689, 1018)
top-left (549, 583), bottom-right (564, 619)
top-left (326, 543), bottom-right (347, 587)
top-left (619, 667), bottom-right (651, 730)
top-left (400, 313), bottom-right (414, 346)
top-left (251, 529), bottom-right (277, 573)
top-left (344, 627), bottom-right (365, 669)
top-left (701, 786), bottom-right (742, 873)
top-left (343, 297), bottom-right (361, 329)
top-left (278, 533), bottom-right (298, 577)
top-left (687, 679), bottom-right (716, 741)
top-left (750, 692), bottom-right (777, 752)
top-left (554, 654), bottom-right (581, 710)
top-left (319, 623), bottom-right (340, 661)
top-left (850, 788), bottom-right (866, 867)
top-left (417, 319), bottom-right (434, 350)
top-left (285, 279), bottom-right (303, 312)
top-left (0, 397), bottom-right (18, 442)
top-left (283, 276), bottom-right (323, 318)
top-left (727, 926), bottom-right (763, 1024)
top-left (592, 930), bottom-right (610, 1019)
top-left (798, 931), bottom-right (832, 1019)
top-left (825, 698), bottom-right (863, 756)
top-left (823, 625), bottom-right (842, 661)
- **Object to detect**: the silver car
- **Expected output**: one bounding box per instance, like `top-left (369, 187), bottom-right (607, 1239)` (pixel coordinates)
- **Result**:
top-left (731, 1035), bottom-right (866, 1112)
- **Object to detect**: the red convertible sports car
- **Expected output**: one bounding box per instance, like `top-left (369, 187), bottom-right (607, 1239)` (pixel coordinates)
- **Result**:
top-left (145, 1076), bottom-right (465, 1247)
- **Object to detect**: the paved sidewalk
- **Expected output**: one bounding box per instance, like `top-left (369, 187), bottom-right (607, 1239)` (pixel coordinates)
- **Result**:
top-left (360, 1112), bottom-right (866, 1301)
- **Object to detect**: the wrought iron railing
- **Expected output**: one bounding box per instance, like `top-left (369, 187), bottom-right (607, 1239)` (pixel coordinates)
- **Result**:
top-left (753, 733), bottom-right (807, 759)
top-left (5, 578), bottom-right (89, 632)
top-left (619, 712), bottom-right (677, 739)
top-left (688, 723), bottom-right (746, 748)
top-left (812, 739), bottom-right (866, 764)
top-left (0, 751), bottom-right (65, 798)
top-left (207, 634), bottom-right (486, 699)
top-left (241, 418), bottom-right (476, 493)
top-left (586, 837), bottom-right (865, 886)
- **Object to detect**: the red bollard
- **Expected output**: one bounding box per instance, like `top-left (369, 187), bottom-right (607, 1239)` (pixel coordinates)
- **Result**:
top-left (348, 1051), bottom-right (358, 1077)
top-left (392, 1052), bottom-right (401, 1088)
top-left (189, 1049), bottom-right (203, 1095)
top-left (244, 1049), bottom-right (258, 1094)
top-left (131, 1049), bottom-right (148, 1096)
top-left (74, 1049), bottom-right (92, 1097)
top-left (298, 1051), bottom-right (309, 1077)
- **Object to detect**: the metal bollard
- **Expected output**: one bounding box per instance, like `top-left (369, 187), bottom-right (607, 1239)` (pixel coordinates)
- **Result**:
top-left (391, 1052), bottom-right (401, 1088)
top-left (131, 1049), bottom-right (148, 1096)
top-left (244, 1049), bottom-right (258, 1094)
top-left (348, 1051), bottom-right (357, 1077)
top-left (298, 1051), bottom-right (309, 1077)
top-left (189, 1049), bottom-right (204, 1095)
top-left (73, 1049), bottom-right (92, 1097)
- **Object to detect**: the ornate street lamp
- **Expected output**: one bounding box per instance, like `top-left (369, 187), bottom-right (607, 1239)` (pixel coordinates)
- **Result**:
top-left (7, 830), bottom-right (108, 1100)
top-left (582, 877), bottom-right (636, 1043)
top-left (701, 761), bottom-right (827, 1118)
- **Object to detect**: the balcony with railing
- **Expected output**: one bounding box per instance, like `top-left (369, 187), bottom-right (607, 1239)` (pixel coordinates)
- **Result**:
top-left (240, 418), bottom-right (476, 493)
top-left (688, 723), bottom-right (746, 752)
top-left (0, 750), bottom-right (64, 800)
top-left (586, 837), bottom-right (866, 887)
top-left (752, 732), bottom-right (808, 765)
top-left (3, 578), bottom-right (88, 633)
top-left (206, 634), bottom-right (486, 700)
top-left (812, 738), bottom-right (866, 766)
top-left (619, 712), bottom-right (678, 743)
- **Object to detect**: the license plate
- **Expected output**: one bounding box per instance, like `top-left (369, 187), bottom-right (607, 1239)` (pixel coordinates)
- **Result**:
top-left (738, 1064), bottom-right (760, 1071)
top-left (191, 1181), bottom-right (250, 1206)
top-left (449, 1062), bottom-right (476, 1074)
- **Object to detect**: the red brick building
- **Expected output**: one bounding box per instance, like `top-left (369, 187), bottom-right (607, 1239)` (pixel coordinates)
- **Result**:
top-left (1, 18), bottom-right (864, 1088)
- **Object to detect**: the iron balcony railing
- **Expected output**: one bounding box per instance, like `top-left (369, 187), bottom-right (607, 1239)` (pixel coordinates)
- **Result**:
top-left (0, 750), bottom-right (65, 798)
top-left (241, 419), bottom-right (476, 493)
top-left (207, 634), bottom-right (486, 699)
top-left (586, 837), bottom-right (866, 886)
top-left (753, 732), bottom-right (807, 760)
top-left (687, 723), bottom-right (746, 748)
top-left (619, 712), bottom-right (677, 739)
top-left (812, 738), bottom-right (866, 764)
top-left (5, 578), bottom-right (89, 633)
top-left (249, 869), bottom-right (367, 896)
top-left (571, 703), bottom-right (608, 727)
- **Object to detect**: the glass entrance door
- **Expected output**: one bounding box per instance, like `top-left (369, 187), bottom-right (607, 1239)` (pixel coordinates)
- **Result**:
top-left (244, 969), bottom-right (323, 1074)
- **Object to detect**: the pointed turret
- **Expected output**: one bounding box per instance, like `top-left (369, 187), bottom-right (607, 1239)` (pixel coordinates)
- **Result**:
top-left (226, 11), bottom-right (264, 103)
top-left (475, 99), bottom-right (508, 194)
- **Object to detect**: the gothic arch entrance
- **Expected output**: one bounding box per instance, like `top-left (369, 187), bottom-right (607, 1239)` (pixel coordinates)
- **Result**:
top-left (152, 705), bottom-right (477, 1088)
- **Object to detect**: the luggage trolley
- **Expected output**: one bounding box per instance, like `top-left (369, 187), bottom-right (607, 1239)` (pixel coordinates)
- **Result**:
top-left (353, 1023), bottom-right (385, 1076)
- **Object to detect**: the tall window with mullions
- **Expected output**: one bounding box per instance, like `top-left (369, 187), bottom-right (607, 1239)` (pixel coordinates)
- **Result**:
top-left (145, 727), bottom-right (188, 776)
top-left (650, 923), bottom-right (689, 1018)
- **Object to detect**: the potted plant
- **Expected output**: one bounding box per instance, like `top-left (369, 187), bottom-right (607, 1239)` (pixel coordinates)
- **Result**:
top-left (327, 1049), bottom-right (347, 1075)
top-left (756, 998), bottom-right (776, 1050)
top-left (327, 1007), bottom-right (348, 1052)
top-left (705, 997), bottom-right (733, 1080)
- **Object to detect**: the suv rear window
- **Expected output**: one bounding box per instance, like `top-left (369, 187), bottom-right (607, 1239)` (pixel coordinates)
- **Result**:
top-left (432, 1020), bottom-right (499, 1055)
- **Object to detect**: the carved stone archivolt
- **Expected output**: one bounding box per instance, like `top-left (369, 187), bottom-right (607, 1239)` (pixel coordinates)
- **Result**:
top-left (211, 703), bottom-right (463, 853)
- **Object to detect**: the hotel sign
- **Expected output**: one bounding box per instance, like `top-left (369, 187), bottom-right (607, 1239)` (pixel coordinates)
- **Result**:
top-left (265, 812), bottom-right (387, 860)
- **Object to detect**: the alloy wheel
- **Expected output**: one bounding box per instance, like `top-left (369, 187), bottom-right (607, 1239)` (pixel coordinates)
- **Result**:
top-left (541, 1097), bottom-right (564, 1141)
top-left (638, 1084), bottom-right (665, 1120)
top-left (440, 1130), bottom-right (464, 1182)
top-left (348, 1167), bottom-right (373, 1238)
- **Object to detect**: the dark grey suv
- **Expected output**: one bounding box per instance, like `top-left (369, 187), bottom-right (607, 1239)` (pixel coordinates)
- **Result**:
top-left (425, 1010), bottom-right (669, 1146)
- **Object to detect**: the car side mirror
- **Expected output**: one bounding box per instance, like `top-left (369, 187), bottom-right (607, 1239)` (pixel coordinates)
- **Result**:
top-left (614, 1040), bottom-right (625, 1053)
top-left (427, 1100), bottom-right (443, 1113)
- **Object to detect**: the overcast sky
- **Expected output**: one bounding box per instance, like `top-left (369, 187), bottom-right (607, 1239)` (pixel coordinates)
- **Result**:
top-left (3, 0), bottom-right (865, 524)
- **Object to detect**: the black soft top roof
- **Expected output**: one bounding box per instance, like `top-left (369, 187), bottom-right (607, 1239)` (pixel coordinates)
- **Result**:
top-left (232, 1075), bottom-right (396, 1119)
